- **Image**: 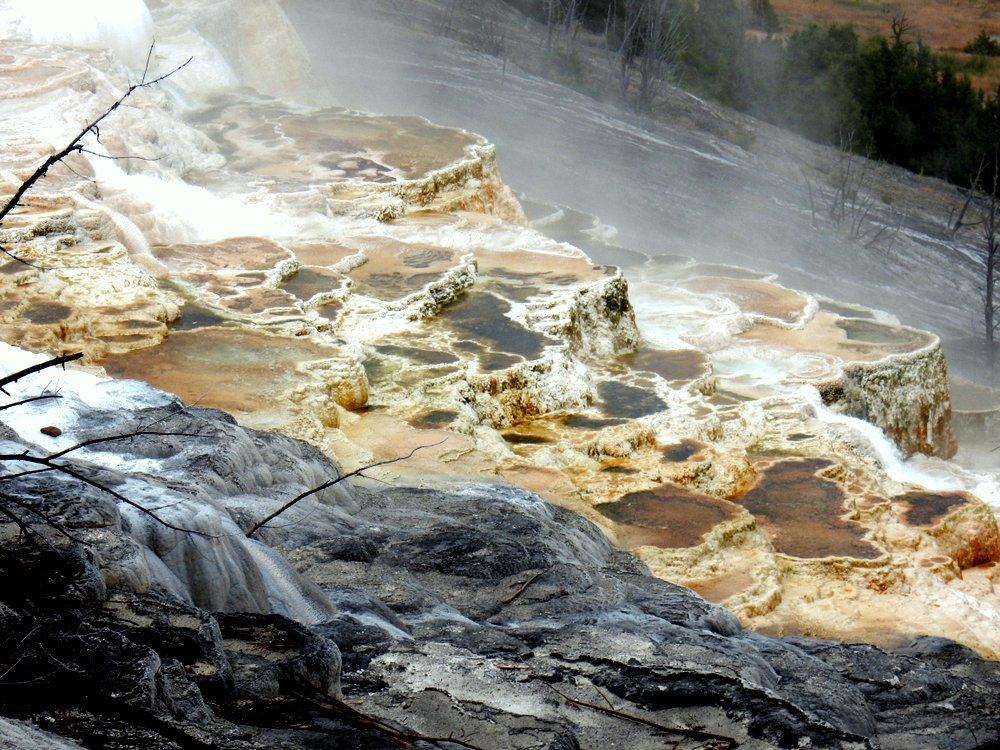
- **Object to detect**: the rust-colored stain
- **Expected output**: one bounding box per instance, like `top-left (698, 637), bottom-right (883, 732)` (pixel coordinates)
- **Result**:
top-left (598, 484), bottom-right (742, 549)
top-left (896, 491), bottom-right (970, 527)
top-left (734, 458), bottom-right (882, 560)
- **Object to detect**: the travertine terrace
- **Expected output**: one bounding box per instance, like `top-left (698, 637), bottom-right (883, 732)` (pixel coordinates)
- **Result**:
top-left (1, 0), bottom-right (998, 660)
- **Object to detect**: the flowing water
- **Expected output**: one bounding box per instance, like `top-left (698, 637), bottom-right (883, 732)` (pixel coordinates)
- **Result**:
top-left (0, 343), bottom-right (338, 623)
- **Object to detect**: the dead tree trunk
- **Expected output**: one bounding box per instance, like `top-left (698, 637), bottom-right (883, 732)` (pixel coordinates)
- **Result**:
top-left (984, 161), bottom-right (1000, 370)
top-left (634, 0), bottom-right (684, 113)
top-left (951, 155), bottom-right (986, 236)
top-left (613, 0), bottom-right (644, 102)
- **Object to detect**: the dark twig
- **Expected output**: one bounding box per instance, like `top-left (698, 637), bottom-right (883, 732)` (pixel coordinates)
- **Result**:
top-left (0, 503), bottom-right (39, 545)
top-left (594, 685), bottom-right (617, 712)
top-left (44, 429), bottom-right (206, 461)
top-left (0, 454), bottom-right (211, 537)
top-left (0, 43), bottom-right (191, 266)
top-left (541, 681), bottom-right (738, 748)
top-left (293, 689), bottom-right (487, 750)
top-left (77, 148), bottom-right (162, 163)
top-left (57, 160), bottom-right (97, 185)
top-left (0, 353), bottom-right (82, 396)
top-left (500, 569), bottom-right (546, 605)
top-left (246, 440), bottom-right (446, 537)
top-left (140, 42), bottom-right (155, 85)
top-left (0, 393), bottom-right (61, 412)
top-left (0, 467), bottom-right (55, 482)
top-left (0, 492), bottom-right (83, 544)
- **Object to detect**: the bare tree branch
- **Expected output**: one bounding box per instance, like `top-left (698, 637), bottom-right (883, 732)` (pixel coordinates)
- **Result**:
top-left (246, 440), bottom-right (446, 537)
top-left (293, 688), bottom-right (487, 750)
top-left (980, 147), bottom-right (1000, 368)
top-left (820, 132), bottom-right (905, 251)
top-left (0, 353), bottom-right (82, 396)
top-left (77, 148), bottom-right (162, 163)
top-left (0, 491), bottom-right (84, 544)
top-left (0, 453), bottom-right (212, 537)
top-left (951, 155), bottom-right (986, 235)
top-left (44, 429), bottom-right (207, 461)
top-left (540, 680), bottom-right (737, 748)
top-left (500, 569), bottom-right (546, 605)
top-left (0, 43), bottom-right (191, 267)
top-left (0, 394), bottom-right (62, 412)
top-left (0, 453), bottom-right (213, 538)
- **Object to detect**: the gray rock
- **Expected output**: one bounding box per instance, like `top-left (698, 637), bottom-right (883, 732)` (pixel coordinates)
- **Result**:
top-left (0, 389), bottom-right (998, 748)
top-left (0, 719), bottom-right (86, 750)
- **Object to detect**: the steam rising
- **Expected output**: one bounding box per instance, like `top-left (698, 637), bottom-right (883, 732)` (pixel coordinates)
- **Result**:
top-left (5, 0), bottom-right (153, 68)
top-left (284, 0), bottom-right (987, 383)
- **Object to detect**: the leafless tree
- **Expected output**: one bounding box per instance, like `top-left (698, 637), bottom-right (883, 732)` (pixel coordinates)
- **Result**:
top-left (609, 0), bottom-right (644, 102)
top-left (979, 154), bottom-right (1000, 368)
top-left (474, 9), bottom-right (508, 59)
top-left (544, 0), bottom-right (585, 50)
top-left (948, 155), bottom-right (987, 236)
top-left (444, 0), bottom-right (465, 37)
top-left (820, 131), bottom-right (906, 250)
top-left (947, 150), bottom-right (1000, 368)
top-left (607, 0), bottom-right (684, 112)
top-left (633, 0), bottom-right (685, 112)
top-left (890, 14), bottom-right (913, 46)
top-left (443, 0), bottom-right (508, 61)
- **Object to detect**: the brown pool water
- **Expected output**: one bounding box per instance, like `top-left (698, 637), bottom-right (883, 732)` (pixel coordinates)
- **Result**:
top-left (734, 458), bottom-right (882, 560)
top-left (896, 491), bottom-right (970, 527)
top-left (598, 380), bottom-right (667, 419)
top-left (102, 327), bottom-right (339, 422)
top-left (598, 484), bottom-right (742, 549)
top-left (621, 347), bottom-right (711, 384)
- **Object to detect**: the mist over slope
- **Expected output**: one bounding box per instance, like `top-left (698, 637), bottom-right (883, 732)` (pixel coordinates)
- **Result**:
top-left (288, 0), bottom-right (990, 382)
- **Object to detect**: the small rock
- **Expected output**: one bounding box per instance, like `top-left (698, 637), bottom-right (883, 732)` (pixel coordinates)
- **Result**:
top-left (40, 426), bottom-right (62, 437)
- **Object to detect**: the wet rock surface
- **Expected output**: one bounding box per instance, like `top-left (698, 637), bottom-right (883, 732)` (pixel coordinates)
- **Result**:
top-left (0, 390), bottom-right (998, 749)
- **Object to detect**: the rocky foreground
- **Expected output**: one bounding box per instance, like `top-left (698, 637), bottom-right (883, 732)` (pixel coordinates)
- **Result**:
top-left (1, 363), bottom-right (999, 750)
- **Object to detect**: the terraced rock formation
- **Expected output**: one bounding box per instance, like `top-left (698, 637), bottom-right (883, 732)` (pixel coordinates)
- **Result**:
top-left (0, 0), bottom-right (998, 689)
